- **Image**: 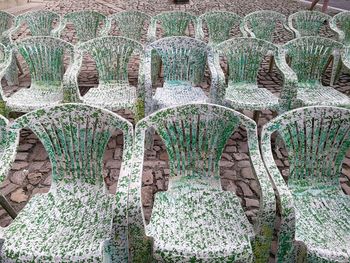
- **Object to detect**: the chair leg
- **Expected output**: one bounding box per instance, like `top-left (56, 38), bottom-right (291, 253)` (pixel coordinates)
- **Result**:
top-left (330, 56), bottom-right (342, 87)
top-left (145, 127), bottom-right (155, 150)
top-left (15, 57), bottom-right (23, 75)
top-left (0, 194), bottom-right (17, 219)
top-left (268, 56), bottom-right (274, 73)
top-left (5, 54), bottom-right (19, 86)
top-left (253, 110), bottom-right (260, 124)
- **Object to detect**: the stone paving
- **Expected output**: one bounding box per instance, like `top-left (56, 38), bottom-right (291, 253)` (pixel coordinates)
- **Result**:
top-left (0, 0), bottom-right (350, 261)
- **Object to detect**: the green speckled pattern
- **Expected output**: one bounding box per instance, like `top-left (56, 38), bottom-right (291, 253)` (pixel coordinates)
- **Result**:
top-left (65, 36), bottom-right (145, 121)
top-left (147, 11), bottom-right (197, 84)
top-left (214, 37), bottom-right (282, 112)
top-left (144, 36), bottom-right (217, 115)
top-left (0, 36), bottom-right (74, 114)
top-left (243, 10), bottom-right (292, 43)
top-left (1, 103), bottom-right (133, 262)
top-left (261, 106), bottom-right (350, 263)
top-left (196, 11), bottom-right (245, 46)
top-left (330, 11), bottom-right (350, 45)
top-left (129, 103), bottom-right (275, 262)
top-left (278, 36), bottom-right (350, 108)
top-left (55, 10), bottom-right (106, 43)
top-left (288, 10), bottom-right (332, 38)
top-left (101, 11), bottom-right (151, 42)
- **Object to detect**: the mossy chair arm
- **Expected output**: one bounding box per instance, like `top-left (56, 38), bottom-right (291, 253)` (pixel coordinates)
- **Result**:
top-left (54, 10), bottom-right (107, 43)
top-left (0, 114), bottom-right (19, 219)
top-left (196, 11), bottom-right (246, 46)
top-left (261, 118), bottom-right (296, 262)
top-left (274, 47), bottom-right (298, 112)
top-left (129, 103), bottom-right (275, 262)
top-left (101, 11), bottom-right (151, 42)
top-left (62, 47), bottom-right (83, 103)
top-left (3, 10), bottom-right (61, 41)
top-left (2, 103), bottom-right (133, 262)
top-left (147, 11), bottom-right (197, 42)
top-left (261, 106), bottom-right (350, 262)
top-left (330, 11), bottom-right (350, 45)
top-left (243, 10), bottom-right (293, 42)
top-left (0, 11), bottom-right (14, 45)
top-left (0, 43), bottom-right (14, 109)
top-left (288, 11), bottom-right (332, 38)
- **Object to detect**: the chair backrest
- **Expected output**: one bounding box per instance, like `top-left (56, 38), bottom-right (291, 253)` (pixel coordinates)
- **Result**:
top-left (146, 36), bottom-right (208, 85)
top-left (331, 11), bottom-right (350, 45)
top-left (10, 103), bottom-right (133, 189)
top-left (0, 11), bottom-right (14, 39)
top-left (216, 37), bottom-right (277, 85)
top-left (136, 103), bottom-right (256, 188)
top-left (77, 36), bottom-right (143, 85)
top-left (148, 11), bottom-right (197, 40)
top-left (281, 36), bottom-right (343, 86)
top-left (16, 36), bottom-right (74, 89)
top-left (63, 10), bottom-right (106, 43)
top-left (15, 10), bottom-right (60, 36)
top-left (262, 106), bottom-right (350, 193)
top-left (197, 11), bottom-right (242, 45)
top-left (288, 11), bottom-right (331, 37)
top-left (243, 10), bottom-right (288, 42)
top-left (104, 11), bottom-right (151, 42)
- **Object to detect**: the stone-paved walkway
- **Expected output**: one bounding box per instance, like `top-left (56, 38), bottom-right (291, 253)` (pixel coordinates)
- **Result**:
top-left (0, 0), bottom-right (350, 261)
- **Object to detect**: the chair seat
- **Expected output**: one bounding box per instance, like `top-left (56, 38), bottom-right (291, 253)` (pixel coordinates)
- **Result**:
top-left (153, 84), bottom-right (208, 111)
top-left (297, 86), bottom-right (350, 107)
top-left (224, 84), bottom-right (280, 111)
top-left (146, 185), bottom-right (254, 262)
top-left (6, 87), bottom-right (62, 113)
top-left (82, 84), bottom-right (137, 112)
top-left (294, 194), bottom-right (350, 262)
top-left (3, 186), bottom-right (115, 262)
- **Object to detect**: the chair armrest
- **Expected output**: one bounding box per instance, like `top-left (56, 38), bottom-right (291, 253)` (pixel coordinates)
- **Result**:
top-left (52, 18), bottom-right (66, 38)
top-left (62, 48), bottom-right (83, 103)
top-left (209, 50), bottom-right (226, 104)
top-left (0, 127), bottom-right (20, 219)
top-left (240, 20), bottom-right (250, 37)
top-left (2, 24), bottom-right (21, 45)
top-left (274, 48), bottom-right (298, 112)
top-left (208, 48), bottom-right (226, 104)
top-left (342, 47), bottom-right (350, 71)
top-left (287, 16), bottom-right (299, 38)
top-left (330, 18), bottom-right (345, 43)
top-left (242, 119), bottom-right (276, 262)
top-left (128, 125), bottom-right (153, 262)
top-left (100, 17), bottom-right (112, 36)
top-left (143, 46), bottom-right (153, 115)
top-left (146, 18), bottom-right (157, 43)
top-left (0, 128), bottom-right (19, 186)
top-left (0, 45), bottom-right (15, 104)
top-left (113, 126), bottom-right (134, 261)
top-left (261, 125), bottom-right (296, 262)
top-left (282, 21), bottom-right (294, 36)
top-left (195, 17), bottom-right (205, 41)
top-left (136, 52), bottom-right (146, 122)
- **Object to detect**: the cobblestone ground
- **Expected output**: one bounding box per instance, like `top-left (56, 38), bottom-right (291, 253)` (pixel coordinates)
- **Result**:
top-left (1, 0), bottom-right (350, 261)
